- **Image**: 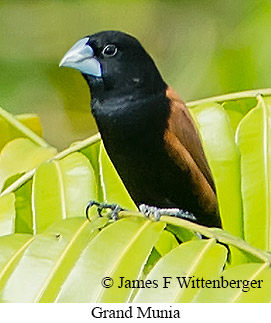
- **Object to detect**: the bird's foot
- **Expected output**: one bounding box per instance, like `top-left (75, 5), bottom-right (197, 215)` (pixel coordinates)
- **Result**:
top-left (139, 204), bottom-right (197, 222)
top-left (86, 200), bottom-right (125, 221)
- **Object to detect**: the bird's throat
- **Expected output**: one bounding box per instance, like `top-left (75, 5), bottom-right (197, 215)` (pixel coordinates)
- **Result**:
top-left (91, 92), bottom-right (171, 169)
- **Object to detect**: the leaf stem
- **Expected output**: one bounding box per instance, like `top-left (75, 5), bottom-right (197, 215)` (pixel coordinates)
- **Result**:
top-left (0, 133), bottom-right (101, 197)
top-left (119, 211), bottom-right (271, 264)
top-left (187, 88), bottom-right (271, 108)
top-left (0, 106), bottom-right (49, 148)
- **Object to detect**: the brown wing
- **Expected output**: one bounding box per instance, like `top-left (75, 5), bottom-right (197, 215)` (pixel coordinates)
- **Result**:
top-left (164, 87), bottom-right (218, 215)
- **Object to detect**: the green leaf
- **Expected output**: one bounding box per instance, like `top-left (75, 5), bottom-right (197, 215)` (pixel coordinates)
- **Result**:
top-left (0, 90), bottom-right (270, 303)
top-left (0, 138), bottom-right (57, 192)
top-left (32, 161), bottom-right (66, 233)
top-left (6, 151), bottom-right (97, 235)
top-left (133, 239), bottom-right (227, 302)
top-left (15, 180), bottom-right (33, 234)
top-left (99, 142), bottom-right (136, 210)
top-left (222, 98), bottom-right (257, 133)
top-left (0, 136), bottom-right (101, 234)
top-left (15, 114), bottom-right (43, 137)
top-left (237, 96), bottom-right (271, 251)
top-left (191, 103), bottom-right (243, 240)
top-left (127, 213), bottom-right (271, 264)
top-left (143, 248), bottom-right (161, 276)
top-left (0, 234), bottom-right (34, 292)
top-left (194, 263), bottom-right (271, 302)
top-left (0, 106), bottom-right (49, 149)
top-left (222, 101), bottom-right (246, 132)
top-left (0, 193), bottom-right (15, 236)
top-left (154, 230), bottom-right (179, 257)
top-left (187, 89), bottom-right (268, 108)
top-left (58, 152), bottom-right (97, 218)
top-left (0, 134), bottom-right (101, 198)
top-left (55, 217), bottom-right (165, 303)
top-left (32, 152), bottom-right (97, 233)
top-left (81, 140), bottom-right (104, 202)
top-left (2, 173), bottom-right (23, 192)
top-left (166, 223), bottom-right (199, 243)
top-left (0, 217), bottom-right (107, 303)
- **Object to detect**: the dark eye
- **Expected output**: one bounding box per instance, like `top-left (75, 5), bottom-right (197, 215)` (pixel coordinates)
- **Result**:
top-left (102, 44), bottom-right (118, 57)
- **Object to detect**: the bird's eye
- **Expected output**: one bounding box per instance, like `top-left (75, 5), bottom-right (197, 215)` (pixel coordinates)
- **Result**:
top-left (102, 44), bottom-right (118, 57)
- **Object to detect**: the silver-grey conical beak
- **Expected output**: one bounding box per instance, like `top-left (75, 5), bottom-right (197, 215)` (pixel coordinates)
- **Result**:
top-left (59, 37), bottom-right (102, 77)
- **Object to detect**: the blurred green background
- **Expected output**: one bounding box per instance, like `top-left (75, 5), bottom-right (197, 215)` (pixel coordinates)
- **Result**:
top-left (0, 0), bottom-right (270, 149)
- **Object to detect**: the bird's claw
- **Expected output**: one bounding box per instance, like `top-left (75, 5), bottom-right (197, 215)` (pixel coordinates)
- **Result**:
top-left (86, 200), bottom-right (125, 221)
top-left (139, 204), bottom-right (197, 222)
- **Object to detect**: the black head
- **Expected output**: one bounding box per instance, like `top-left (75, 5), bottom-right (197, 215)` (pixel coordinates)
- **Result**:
top-left (59, 31), bottom-right (166, 102)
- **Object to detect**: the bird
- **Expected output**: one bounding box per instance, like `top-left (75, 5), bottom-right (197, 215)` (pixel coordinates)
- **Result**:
top-left (59, 30), bottom-right (221, 228)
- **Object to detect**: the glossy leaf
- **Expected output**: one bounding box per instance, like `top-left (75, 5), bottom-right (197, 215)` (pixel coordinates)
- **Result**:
top-left (58, 152), bottom-right (97, 218)
top-left (163, 214), bottom-right (271, 264)
top-left (99, 142), bottom-right (136, 210)
top-left (166, 223), bottom-right (199, 243)
top-left (55, 217), bottom-right (165, 303)
top-left (191, 103), bottom-right (243, 239)
top-left (133, 239), bottom-right (227, 302)
top-left (222, 98), bottom-right (257, 133)
top-left (194, 263), bottom-right (271, 302)
top-left (154, 230), bottom-right (179, 257)
top-left (237, 96), bottom-right (271, 251)
top-left (32, 161), bottom-right (66, 233)
top-left (0, 193), bottom-right (15, 236)
top-left (0, 217), bottom-right (107, 303)
top-left (0, 105), bottom-right (49, 150)
top-left (81, 140), bottom-right (104, 201)
top-left (0, 234), bottom-right (34, 292)
top-left (222, 101), bottom-right (246, 132)
top-left (15, 114), bottom-right (43, 137)
top-left (15, 180), bottom-right (33, 234)
top-left (0, 138), bottom-right (57, 192)
top-left (32, 152), bottom-right (97, 233)
top-left (0, 91), bottom-right (270, 303)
